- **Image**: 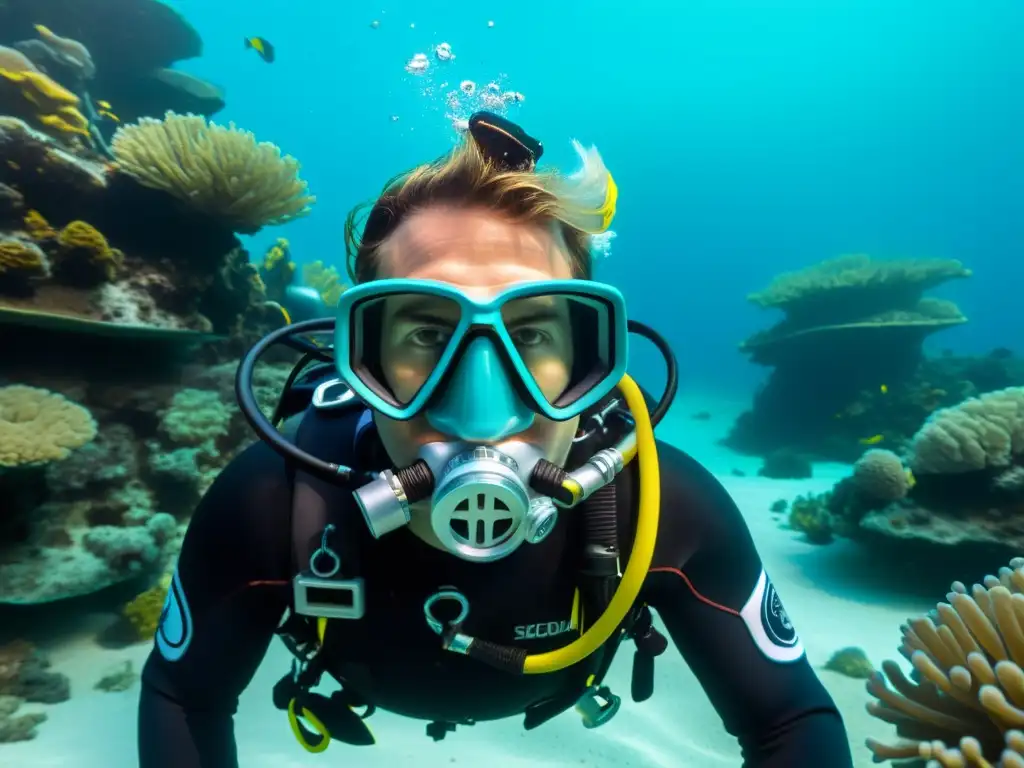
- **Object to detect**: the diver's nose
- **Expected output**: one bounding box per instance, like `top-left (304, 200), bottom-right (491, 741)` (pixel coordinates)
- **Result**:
top-left (426, 337), bottom-right (535, 441)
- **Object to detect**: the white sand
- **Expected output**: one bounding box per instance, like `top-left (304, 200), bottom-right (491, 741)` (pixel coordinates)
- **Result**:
top-left (1, 393), bottom-right (937, 767)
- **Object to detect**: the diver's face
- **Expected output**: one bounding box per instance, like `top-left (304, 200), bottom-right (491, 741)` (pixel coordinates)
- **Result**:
top-left (372, 205), bottom-right (579, 468)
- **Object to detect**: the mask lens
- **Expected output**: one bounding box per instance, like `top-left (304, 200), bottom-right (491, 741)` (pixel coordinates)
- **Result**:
top-left (500, 292), bottom-right (617, 410)
top-left (348, 292), bottom-right (462, 408)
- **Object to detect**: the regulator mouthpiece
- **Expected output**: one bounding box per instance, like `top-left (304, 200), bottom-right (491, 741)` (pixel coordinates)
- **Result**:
top-left (352, 441), bottom-right (560, 563)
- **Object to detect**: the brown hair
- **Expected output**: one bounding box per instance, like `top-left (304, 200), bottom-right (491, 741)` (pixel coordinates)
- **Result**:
top-left (343, 136), bottom-right (602, 284)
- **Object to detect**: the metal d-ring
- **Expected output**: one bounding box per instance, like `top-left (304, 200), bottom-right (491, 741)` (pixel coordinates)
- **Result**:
top-left (309, 524), bottom-right (341, 578)
top-left (423, 588), bottom-right (470, 636)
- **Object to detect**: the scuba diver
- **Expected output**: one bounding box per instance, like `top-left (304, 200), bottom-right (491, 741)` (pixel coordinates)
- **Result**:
top-left (138, 112), bottom-right (853, 767)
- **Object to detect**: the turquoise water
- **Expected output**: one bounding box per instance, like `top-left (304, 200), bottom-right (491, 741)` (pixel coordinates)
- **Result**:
top-left (1, 1), bottom-right (1023, 766)
top-left (178, 0), bottom-right (1023, 391)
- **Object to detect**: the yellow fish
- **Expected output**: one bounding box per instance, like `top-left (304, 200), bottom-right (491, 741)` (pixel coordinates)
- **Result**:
top-left (96, 99), bottom-right (112, 110)
top-left (880, 384), bottom-right (888, 394)
top-left (904, 468), bottom-right (916, 490)
top-left (97, 109), bottom-right (120, 123)
top-left (244, 36), bottom-right (275, 63)
top-left (859, 434), bottom-right (885, 446)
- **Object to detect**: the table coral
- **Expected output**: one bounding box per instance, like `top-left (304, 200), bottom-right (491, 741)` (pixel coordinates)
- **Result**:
top-left (0, 384), bottom-right (96, 467)
top-left (32, 24), bottom-right (96, 81)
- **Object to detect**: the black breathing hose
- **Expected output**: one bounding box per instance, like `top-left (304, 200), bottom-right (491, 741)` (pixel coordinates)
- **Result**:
top-left (235, 318), bottom-right (375, 485)
top-left (626, 319), bottom-right (678, 428)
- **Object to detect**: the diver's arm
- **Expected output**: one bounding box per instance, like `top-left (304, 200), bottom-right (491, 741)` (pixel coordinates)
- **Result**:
top-left (138, 441), bottom-right (293, 768)
top-left (640, 443), bottom-right (853, 768)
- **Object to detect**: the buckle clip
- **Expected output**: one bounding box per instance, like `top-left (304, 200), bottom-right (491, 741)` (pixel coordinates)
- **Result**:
top-left (574, 684), bottom-right (621, 729)
top-left (292, 524), bottom-right (365, 619)
top-left (293, 573), bottom-right (365, 620)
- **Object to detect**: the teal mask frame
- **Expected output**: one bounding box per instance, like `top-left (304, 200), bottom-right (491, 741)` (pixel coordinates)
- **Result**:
top-left (334, 278), bottom-right (629, 426)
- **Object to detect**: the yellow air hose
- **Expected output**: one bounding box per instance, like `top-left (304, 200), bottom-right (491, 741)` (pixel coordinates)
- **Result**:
top-left (522, 372), bottom-right (660, 674)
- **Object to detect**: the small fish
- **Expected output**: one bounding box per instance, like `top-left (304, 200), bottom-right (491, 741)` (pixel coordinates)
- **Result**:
top-left (859, 434), bottom-right (885, 446)
top-left (904, 468), bottom-right (916, 490)
top-left (96, 99), bottom-right (112, 110)
top-left (244, 37), bottom-right (275, 63)
top-left (97, 109), bottom-right (120, 123)
top-left (880, 384), bottom-right (888, 394)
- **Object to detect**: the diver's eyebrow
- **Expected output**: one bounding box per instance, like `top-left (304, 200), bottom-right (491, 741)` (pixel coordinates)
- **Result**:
top-left (504, 309), bottom-right (563, 327)
top-left (390, 298), bottom-right (459, 324)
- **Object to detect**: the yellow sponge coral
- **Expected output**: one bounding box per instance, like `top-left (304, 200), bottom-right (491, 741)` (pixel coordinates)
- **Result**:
top-left (0, 237), bottom-right (48, 278)
top-left (56, 220), bottom-right (123, 281)
top-left (302, 260), bottom-right (348, 307)
top-left (23, 210), bottom-right (56, 240)
top-left (122, 572), bottom-right (172, 642)
top-left (0, 67), bottom-right (89, 138)
top-left (0, 385), bottom-right (97, 467)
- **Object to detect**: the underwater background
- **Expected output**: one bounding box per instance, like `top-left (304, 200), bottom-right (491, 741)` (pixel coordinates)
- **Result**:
top-left (0, 0), bottom-right (1023, 766)
top-left (185, 0), bottom-right (1022, 393)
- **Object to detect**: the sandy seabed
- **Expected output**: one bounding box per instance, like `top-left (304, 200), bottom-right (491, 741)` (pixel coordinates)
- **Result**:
top-left (0, 392), bottom-right (943, 768)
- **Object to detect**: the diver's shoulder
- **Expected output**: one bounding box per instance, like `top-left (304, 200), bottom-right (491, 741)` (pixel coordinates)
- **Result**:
top-left (654, 439), bottom-right (716, 486)
top-left (653, 439), bottom-right (739, 518)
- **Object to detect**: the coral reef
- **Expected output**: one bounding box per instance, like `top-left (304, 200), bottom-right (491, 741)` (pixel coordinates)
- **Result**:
top-left (0, 695), bottom-right (46, 743)
top-left (0, 117), bottom-right (287, 336)
top-left (302, 259), bottom-right (348, 307)
top-left (259, 237), bottom-right (296, 304)
top-left (0, 0), bottom-right (224, 133)
top-left (0, 641), bottom-right (70, 704)
top-left (0, 334), bottom-right (294, 603)
top-left (788, 493), bottom-right (835, 544)
top-left (122, 573), bottom-right (171, 642)
top-left (724, 254), bottom-right (978, 462)
top-left (866, 556), bottom-right (1024, 766)
top-left (758, 448), bottom-right (812, 479)
top-left (824, 647), bottom-right (875, 679)
top-left (851, 449), bottom-right (915, 504)
top-left (0, 384), bottom-right (96, 467)
top-left (111, 111), bottom-right (315, 234)
top-left (908, 388), bottom-right (1024, 476)
top-left (94, 660), bottom-right (137, 692)
top-left (0, 640), bottom-right (60, 743)
top-left (790, 387), bottom-right (1024, 554)
top-left (0, 44), bottom-right (303, 607)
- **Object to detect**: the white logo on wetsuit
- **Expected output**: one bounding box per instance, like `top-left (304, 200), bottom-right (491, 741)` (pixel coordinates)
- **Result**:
top-left (156, 567), bottom-right (193, 662)
top-left (514, 619), bottom-right (575, 640)
top-left (739, 569), bottom-right (804, 663)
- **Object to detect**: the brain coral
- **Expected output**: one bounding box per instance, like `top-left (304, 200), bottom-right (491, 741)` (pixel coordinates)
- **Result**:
top-left (0, 385), bottom-right (97, 468)
top-left (851, 448), bottom-right (912, 503)
top-left (909, 387), bottom-right (1024, 475)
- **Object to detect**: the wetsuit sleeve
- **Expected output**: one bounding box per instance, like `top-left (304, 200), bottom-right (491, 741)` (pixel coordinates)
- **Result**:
top-left (640, 442), bottom-right (852, 767)
top-left (138, 440), bottom-right (293, 768)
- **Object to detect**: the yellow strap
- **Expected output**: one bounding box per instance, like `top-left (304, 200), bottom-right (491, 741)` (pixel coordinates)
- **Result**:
top-left (287, 698), bottom-right (331, 753)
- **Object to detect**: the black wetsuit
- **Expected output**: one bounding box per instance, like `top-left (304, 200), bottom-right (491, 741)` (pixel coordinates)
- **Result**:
top-left (138, 401), bottom-right (852, 767)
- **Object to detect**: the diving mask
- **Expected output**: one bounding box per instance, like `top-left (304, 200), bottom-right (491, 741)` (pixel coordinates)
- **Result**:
top-left (333, 278), bottom-right (630, 562)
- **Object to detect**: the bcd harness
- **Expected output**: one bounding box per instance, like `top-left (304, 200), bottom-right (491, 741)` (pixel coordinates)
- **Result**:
top-left (270, 380), bottom-right (668, 752)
